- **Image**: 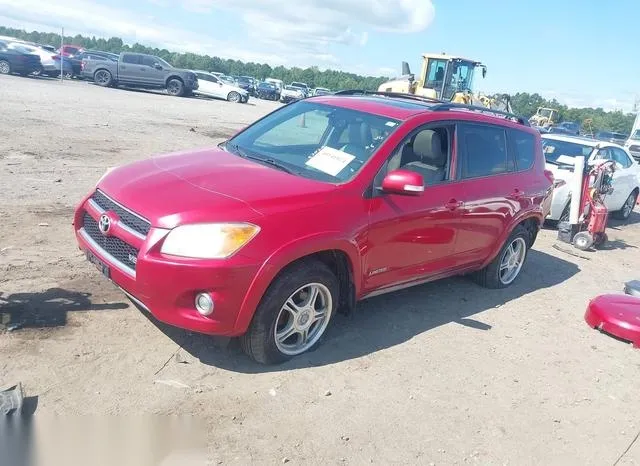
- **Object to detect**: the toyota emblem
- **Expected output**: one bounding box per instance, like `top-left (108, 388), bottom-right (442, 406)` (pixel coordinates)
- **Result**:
top-left (98, 214), bottom-right (111, 235)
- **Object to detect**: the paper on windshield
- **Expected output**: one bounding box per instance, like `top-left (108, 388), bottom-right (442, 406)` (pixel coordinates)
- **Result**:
top-left (305, 147), bottom-right (355, 176)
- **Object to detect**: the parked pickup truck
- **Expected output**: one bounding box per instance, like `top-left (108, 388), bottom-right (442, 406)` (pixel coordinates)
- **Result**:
top-left (82, 52), bottom-right (198, 97)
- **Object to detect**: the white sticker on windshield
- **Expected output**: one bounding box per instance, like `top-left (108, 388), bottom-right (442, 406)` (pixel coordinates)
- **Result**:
top-left (385, 121), bottom-right (397, 127)
top-left (305, 147), bottom-right (356, 176)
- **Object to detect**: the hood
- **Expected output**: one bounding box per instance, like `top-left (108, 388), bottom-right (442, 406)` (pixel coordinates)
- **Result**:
top-left (98, 147), bottom-right (337, 229)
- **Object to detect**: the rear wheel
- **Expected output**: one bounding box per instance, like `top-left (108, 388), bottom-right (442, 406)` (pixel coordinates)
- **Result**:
top-left (166, 78), bottom-right (185, 97)
top-left (472, 225), bottom-right (530, 289)
top-left (240, 260), bottom-right (339, 364)
top-left (94, 69), bottom-right (113, 87)
top-left (0, 60), bottom-right (11, 75)
top-left (227, 91), bottom-right (241, 103)
top-left (612, 190), bottom-right (638, 221)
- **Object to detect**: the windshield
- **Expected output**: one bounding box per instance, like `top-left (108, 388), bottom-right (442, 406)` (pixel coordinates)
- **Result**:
top-left (630, 130), bottom-right (640, 140)
top-left (443, 60), bottom-right (475, 99)
top-left (542, 138), bottom-right (593, 164)
top-left (291, 82), bottom-right (307, 89)
top-left (224, 101), bottom-right (400, 183)
top-left (237, 76), bottom-right (251, 83)
top-left (538, 109), bottom-right (553, 118)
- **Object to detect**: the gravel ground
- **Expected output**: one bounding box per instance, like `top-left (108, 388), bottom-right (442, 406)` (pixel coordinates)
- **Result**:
top-left (1, 75), bottom-right (640, 465)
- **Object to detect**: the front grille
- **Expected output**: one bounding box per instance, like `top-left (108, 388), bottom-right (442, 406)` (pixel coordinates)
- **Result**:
top-left (90, 190), bottom-right (151, 236)
top-left (83, 213), bottom-right (139, 270)
top-left (629, 145), bottom-right (640, 152)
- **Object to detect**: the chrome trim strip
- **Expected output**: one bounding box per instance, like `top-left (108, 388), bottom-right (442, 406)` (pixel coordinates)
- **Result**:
top-left (361, 277), bottom-right (434, 300)
top-left (96, 189), bottom-right (151, 225)
top-left (88, 198), bottom-right (105, 214)
top-left (119, 287), bottom-right (150, 313)
top-left (89, 197), bottom-right (147, 241)
top-left (79, 228), bottom-right (136, 279)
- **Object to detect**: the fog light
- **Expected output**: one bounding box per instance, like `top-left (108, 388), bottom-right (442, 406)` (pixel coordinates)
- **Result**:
top-left (195, 293), bottom-right (214, 316)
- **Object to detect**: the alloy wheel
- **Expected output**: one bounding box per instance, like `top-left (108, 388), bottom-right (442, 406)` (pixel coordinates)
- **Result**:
top-left (499, 237), bottom-right (527, 285)
top-left (273, 283), bottom-right (333, 356)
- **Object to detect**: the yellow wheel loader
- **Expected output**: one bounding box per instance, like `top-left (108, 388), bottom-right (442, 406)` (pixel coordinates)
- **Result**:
top-left (377, 53), bottom-right (512, 113)
top-left (528, 107), bottom-right (559, 128)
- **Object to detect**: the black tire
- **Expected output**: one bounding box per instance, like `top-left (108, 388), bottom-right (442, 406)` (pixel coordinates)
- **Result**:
top-left (472, 225), bottom-right (531, 289)
top-left (612, 190), bottom-right (638, 221)
top-left (0, 60), bottom-right (11, 75)
top-left (94, 69), bottom-right (113, 87)
top-left (240, 260), bottom-right (340, 365)
top-left (227, 91), bottom-right (241, 103)
top-left (166, 78), bottom-right (185, 97)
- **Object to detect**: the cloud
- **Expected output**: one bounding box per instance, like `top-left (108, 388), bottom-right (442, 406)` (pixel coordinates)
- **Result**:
top-left (181, 0), bottom-right (434, 60)
top-left (0, 0), bottom-right (285, 64)
top-left (540, 89), bottom-right (637, 113)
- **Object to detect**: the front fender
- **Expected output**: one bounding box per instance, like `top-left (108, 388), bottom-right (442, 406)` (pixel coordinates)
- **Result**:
top-left (232, 232), bottom-right (362, 334)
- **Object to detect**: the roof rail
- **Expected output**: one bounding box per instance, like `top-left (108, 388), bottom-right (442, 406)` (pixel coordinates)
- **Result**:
top-left (332, 90), bottom-right (530, 126)
top-left (429, 102), bottom-right (530, 126)
top-left (333, 89), bottom-right (447, 105)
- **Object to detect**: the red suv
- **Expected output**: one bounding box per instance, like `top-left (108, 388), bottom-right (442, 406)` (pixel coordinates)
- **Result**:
top-left (74, 92), bottom-right (553, 364)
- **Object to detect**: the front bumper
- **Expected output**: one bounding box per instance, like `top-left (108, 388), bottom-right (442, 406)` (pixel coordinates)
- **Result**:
top-left (74, 191), bottom-right (262, 336)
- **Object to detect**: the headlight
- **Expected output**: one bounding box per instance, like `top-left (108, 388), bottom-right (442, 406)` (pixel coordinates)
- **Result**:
top-left (161, 223), bottom-right (260, 259)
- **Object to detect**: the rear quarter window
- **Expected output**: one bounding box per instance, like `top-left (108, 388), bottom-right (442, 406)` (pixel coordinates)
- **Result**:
top-left (509, 129), bottom-right (536, 171)
top-left (458, 123), bottom-right (508, 179)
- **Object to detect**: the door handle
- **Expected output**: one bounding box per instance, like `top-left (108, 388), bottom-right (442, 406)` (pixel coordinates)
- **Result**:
top-left (445, 199), bottom-right (463, 210)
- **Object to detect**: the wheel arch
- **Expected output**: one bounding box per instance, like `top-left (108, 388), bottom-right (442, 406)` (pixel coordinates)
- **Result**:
top-left (480, 213), bottom-right (542, 269)
top-left (165, 74), bottom-right (184, 86)
top-left (233, 235), bottom-right (361, 335)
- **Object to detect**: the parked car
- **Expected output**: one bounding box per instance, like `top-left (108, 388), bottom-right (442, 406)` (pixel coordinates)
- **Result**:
top-left (74, 93), bottom-right (552, 364)
top-left (624, 129), bottom-right (640, 162)
top-left (549, 121), bottom-right (580, 135)
top-left (0, 39), bottom-right (42, 76)
top-left (542, 134), bottom-right (640, 222)
top-left (280, 85), bottom-right (305, 103)
top-left (192, 70), bottom-right (249, 103)
top-left (595, 131), bottom-right (629, 146)
top-left (58, 44), bottom-right (83, 57)
top-left (256, 81), bottom-right (279, 100)
top-left (265, 78), bottom-right (283, 96)
top-left (232, 76), bottom-right (255, 95)
top-left (313, 87), bottom-right (332, 96)
top-left (289, 81), bottom-right (310, 97)
top-left (219, 75), bottom-right (237, 86)
top-left (68, 50), bottom-right (118, 78)
top-left (82, 52), bottom-right (198, 97)
top-left (5, 41), bottom-right (72, 77)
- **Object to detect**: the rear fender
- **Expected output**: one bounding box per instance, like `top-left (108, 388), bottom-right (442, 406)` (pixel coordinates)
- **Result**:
top-left (232, 232), bottom-right (362, 334)
top-left (480, 211), bottom-right (543, 269)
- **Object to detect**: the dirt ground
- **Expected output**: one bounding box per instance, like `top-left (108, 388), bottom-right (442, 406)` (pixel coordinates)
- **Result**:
top-left (2, 75), bottom-right (640, 465)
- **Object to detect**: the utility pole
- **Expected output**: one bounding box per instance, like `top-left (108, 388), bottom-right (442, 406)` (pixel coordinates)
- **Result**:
top-left (60, 27), bottom-right (64, 82)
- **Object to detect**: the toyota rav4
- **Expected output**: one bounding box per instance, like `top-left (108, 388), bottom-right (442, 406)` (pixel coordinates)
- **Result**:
top-left (74, 91), bottom-right (554, 364)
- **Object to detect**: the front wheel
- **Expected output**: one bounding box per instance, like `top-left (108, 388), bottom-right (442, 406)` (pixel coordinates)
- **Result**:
top-left (472, 225), bottom-right (530, 289)
top-left (612, 190), bottom-right (638, 221)
top-left (166, 78), bottom-right (185, 97)
top-left (240, 260), bottom-right (339, 364)
top-left (227, 91), bottom-right (241, 103)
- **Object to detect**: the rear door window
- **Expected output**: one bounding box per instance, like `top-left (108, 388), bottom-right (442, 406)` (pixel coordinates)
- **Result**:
top-left (508, 129), bottom-right (536, 171)
top-left (458, 123), bottom-right (509, 179)
top-left (122, 54), bottom-right (140, 64)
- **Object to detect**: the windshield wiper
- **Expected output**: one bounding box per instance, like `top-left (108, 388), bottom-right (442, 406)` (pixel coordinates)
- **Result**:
top-left (226, 142), bottom-right (295, 174)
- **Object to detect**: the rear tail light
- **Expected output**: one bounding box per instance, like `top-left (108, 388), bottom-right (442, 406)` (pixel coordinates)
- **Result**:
top-left (544, 169), bottom-right (555, 185)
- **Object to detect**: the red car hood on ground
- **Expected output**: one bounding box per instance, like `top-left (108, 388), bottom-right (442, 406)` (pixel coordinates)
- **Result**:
top-left (98, 147), bottom-right (338, 229)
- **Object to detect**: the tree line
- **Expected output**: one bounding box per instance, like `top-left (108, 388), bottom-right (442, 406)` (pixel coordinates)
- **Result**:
top-left (1, 26), bottom-right (635, 133)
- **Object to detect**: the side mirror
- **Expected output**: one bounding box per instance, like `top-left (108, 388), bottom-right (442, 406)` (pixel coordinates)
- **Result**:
top-left (154, 63), bottom-right (162, 70)
top-left (380, 169), bottom-right (424, 196)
